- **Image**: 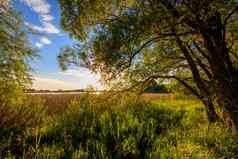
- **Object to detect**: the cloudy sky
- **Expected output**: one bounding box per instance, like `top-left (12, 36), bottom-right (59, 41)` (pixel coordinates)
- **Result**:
top-left (13, 0), bottom-right (102, 90)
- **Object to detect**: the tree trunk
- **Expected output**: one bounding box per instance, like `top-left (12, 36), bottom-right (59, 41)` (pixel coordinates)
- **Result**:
top-left (219, 79), bottom-right (238, 135)
top-left (175, 37), bottom-right (220, 123)
top-left (201, 97), bottom-right (219, 123)
top-left (217, 93), bottom-right (233, 129)
top-left (197, 12), bottom-right (238, 134)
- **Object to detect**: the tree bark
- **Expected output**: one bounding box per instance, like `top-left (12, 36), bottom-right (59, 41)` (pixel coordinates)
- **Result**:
top-left (217, 93), bottom-right (233, 129)
top-left (175, 37), bottom-right (220, 123)
top-left (201, 97), bottom-right (219, 123)
top-left (162, 1), bottom-right (238, 132)
top-left (219, 79), bottom-right (238, 134)
top-left (200, 12), bottom-right (238, 134)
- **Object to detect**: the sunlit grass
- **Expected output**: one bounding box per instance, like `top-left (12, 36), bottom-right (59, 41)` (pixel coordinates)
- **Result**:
top-left (0, 93), bottom-right (237, 158)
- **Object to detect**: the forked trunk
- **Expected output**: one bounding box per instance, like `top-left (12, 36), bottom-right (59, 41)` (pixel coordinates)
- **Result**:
top-left (199, 12), bottom-right (238, 134)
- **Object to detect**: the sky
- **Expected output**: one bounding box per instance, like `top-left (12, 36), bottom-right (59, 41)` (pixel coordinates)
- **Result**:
top-left (13, 0), bottom-right (102, 90)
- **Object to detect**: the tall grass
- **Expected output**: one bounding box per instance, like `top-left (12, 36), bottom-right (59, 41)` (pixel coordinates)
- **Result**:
top-left (0, 93), bottom-right (237, 158)
top-left (0, 96), bottom-right (45, 158)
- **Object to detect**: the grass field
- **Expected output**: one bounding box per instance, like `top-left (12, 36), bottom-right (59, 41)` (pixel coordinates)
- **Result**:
top-left (0, 93), bottom-right (237, 158)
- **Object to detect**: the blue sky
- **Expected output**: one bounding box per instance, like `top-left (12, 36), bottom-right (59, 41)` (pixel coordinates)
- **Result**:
top-left (13, 0), bottom-right (102, 90)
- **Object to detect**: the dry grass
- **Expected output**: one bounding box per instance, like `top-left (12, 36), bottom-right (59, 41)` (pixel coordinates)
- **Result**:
top-left (141, 93), bottom-right (175, 101)
top-left (28, 93), bottom-right (174, 114)
top-left (28, 93), bottom-right (196, 115)
top-left (28, 94), bottom-right (81, 115)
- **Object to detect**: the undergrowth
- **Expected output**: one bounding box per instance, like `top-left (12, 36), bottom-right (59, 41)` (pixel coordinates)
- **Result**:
top-left (0, 93), bottom-right (237, 158)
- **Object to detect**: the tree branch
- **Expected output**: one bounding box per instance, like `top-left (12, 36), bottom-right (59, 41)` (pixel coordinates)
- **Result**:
top-left (223, 6), bottom-right (238, 40)
top-left (224, 6), bottom-right (238, 26)
top-left (119, 73), bottom-right (201, 99)
top-left (175, 37), bottom-right (209, 95)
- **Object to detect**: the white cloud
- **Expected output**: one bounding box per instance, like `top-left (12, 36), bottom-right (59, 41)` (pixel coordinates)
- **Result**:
top-left (42, 22), bottom-right (60, 34)
top-left (40, 36), bottom-right (51, 44)
top-left (25, 21), bottom-right (60, 34)
top-left (21, 0), bottom-right (60, 34)
top-left (35, 42), bottom-right (43, 48)
top-left (59, 68), bottom-right (102, 89)
top-left (21, 0), bottom-right (50, 14)
top-left (41, 14), bottom-right (54, 21)
top-left (35, 36), bottom-right (51, 48)
top-left (32, 76), bottom-right (78, 90)
top-left (60, 68), bottom-right (101, 81)
top-left (32, 71), bottom-right (103, 90)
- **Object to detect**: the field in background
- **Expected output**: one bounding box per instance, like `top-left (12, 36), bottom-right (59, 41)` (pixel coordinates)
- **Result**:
top-left (28, 93), bottom-right (195, 115)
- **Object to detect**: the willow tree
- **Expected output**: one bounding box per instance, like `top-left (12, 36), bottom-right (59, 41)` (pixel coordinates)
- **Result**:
top-left (58, 0), bottom-right (238, 132)
top-left (0, 2), bottom-right (35, 105)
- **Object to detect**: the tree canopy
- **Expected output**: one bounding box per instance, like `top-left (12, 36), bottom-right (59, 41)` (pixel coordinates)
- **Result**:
top-left (0, 2), bottom-right (36, 105)
top-left (58, 0), bottom-right (238, 132)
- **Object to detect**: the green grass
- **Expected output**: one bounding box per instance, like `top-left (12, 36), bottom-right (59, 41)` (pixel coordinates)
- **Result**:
top-left (0, 93), bottom-right (237, 158)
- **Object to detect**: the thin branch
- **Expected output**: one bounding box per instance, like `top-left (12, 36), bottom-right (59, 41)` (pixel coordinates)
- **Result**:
top-left (223, 6), bottom-right (238, 40)
top-left (157, 31), bottom-right (196, 38)
top-left (130, 36), bottom-right (160, 59)
top-left (175, 36), bottom-right (209, 95)
top-left (119, 74), bottom-right (201, 98)
top-left (192, 41), bottom-right (210, 60)
top-left (224, 6), bottom-right (238, 26)
top-left (186, 43), bottom-right (213, 80)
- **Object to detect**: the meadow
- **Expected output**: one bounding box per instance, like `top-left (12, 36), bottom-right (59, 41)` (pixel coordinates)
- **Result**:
top-left (0, 93), bottom-right (237, 159)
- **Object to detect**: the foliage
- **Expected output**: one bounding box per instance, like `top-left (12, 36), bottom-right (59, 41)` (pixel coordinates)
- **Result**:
top-left (57, 0), bottom-right (237, 88)
top-left (57, 0), bottom-right (238, 131)
top-left (0, 2), bottom-right (36, 105)
top-left (0, 3), bottom-right (40, 157)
